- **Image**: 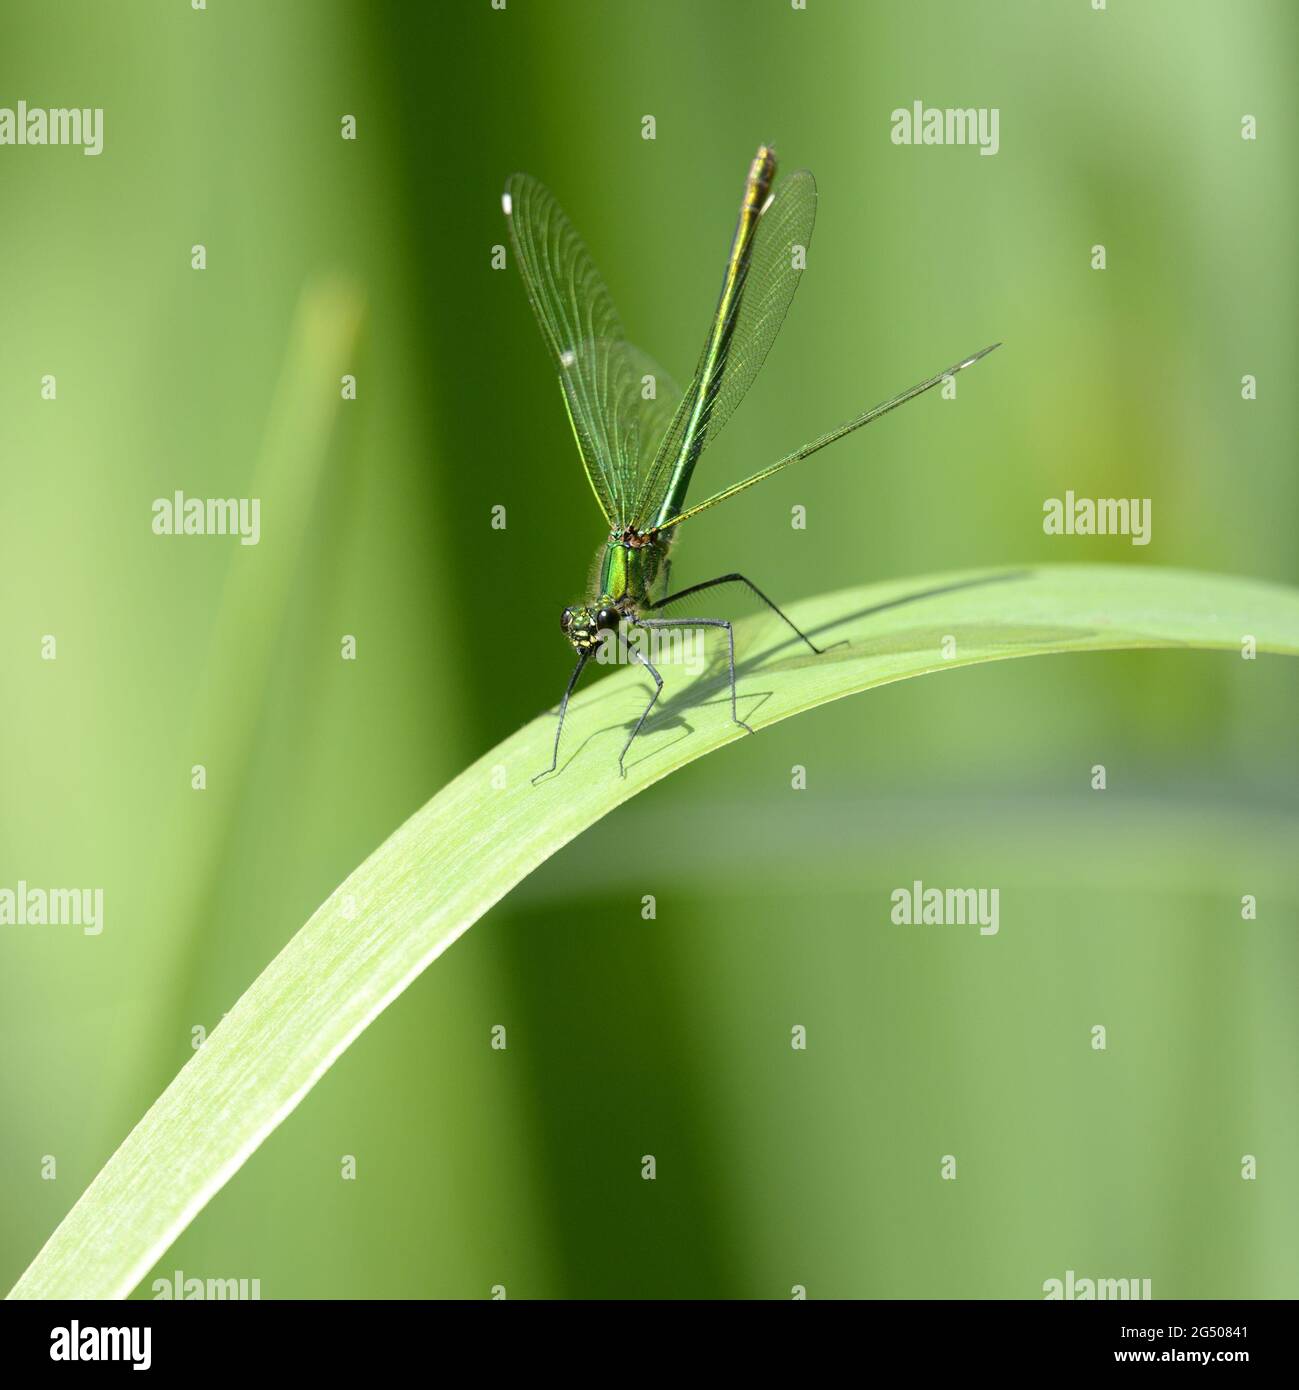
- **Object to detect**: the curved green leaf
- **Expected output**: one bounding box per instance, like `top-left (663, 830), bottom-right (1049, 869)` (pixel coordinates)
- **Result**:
top-left (10, 563), bottom-right (1299, 1299)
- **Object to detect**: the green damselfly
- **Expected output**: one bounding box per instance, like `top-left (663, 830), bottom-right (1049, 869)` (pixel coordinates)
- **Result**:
top-left (504, 145), bottom-right (998, 779)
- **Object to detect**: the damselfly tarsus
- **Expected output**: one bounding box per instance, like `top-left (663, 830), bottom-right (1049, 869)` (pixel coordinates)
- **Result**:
top-left (504, 145), bottom-right (998, 780)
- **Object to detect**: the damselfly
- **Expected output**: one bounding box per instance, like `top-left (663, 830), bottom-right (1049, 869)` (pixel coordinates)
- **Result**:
top-left (504, 145), bottom-right (998, 779)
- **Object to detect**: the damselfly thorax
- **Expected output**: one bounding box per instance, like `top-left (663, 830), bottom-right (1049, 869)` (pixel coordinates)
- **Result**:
top-left (560, 529), bottom-right (673, 653)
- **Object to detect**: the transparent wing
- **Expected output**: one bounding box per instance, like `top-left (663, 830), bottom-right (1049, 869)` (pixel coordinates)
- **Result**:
top-left (632, 169), bottom-right (817, 530)
top-left (503, 173), bottom-right (642, 527)
top-left (693, 169), bottom-right (816, 458)
top-left (624, 344), bottom-right (683, 478)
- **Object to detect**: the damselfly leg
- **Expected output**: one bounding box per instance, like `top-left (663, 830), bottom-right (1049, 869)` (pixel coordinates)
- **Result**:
top-left (648, 572), bottom-right (844, 655)
top-left (533, 652), bottom-right (589, 783)
top-left (634, 615), bottom-right (755, 739)
top-left (618, 633), bottom-right (664, 776)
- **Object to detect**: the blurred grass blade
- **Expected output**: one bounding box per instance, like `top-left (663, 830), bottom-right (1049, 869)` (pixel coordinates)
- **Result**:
top-left (9, 564), bottom-right (1299, 1299)
top-left (194, 276), bottom-right (365, 811)
top-left (146, 275), bottom-right (364, 1047)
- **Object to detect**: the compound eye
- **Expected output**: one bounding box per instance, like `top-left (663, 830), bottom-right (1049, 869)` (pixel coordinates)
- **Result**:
top-left (560, 606), bottom-right (575, 632)
top-left (596, 606), bottom-right (620, 631)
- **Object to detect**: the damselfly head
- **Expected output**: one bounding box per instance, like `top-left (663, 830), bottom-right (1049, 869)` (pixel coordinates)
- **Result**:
top-left (560, 601), bottom-right (621, 654)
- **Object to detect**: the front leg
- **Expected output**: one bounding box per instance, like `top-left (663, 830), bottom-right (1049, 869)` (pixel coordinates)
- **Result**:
top-left (532, 653), bottom-right (589, 783)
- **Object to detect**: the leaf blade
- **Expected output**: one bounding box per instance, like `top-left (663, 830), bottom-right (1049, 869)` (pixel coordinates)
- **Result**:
top-left (10, 563), bottom-right (1299, 1299)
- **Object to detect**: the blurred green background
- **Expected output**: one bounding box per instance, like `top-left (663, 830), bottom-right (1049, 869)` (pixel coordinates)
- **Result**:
top-left (1, 0), bottom-right (1296, 1299)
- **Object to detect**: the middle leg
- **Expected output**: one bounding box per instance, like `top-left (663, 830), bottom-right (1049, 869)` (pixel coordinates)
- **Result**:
top-left (633, 616), bottom-right (754, 736)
